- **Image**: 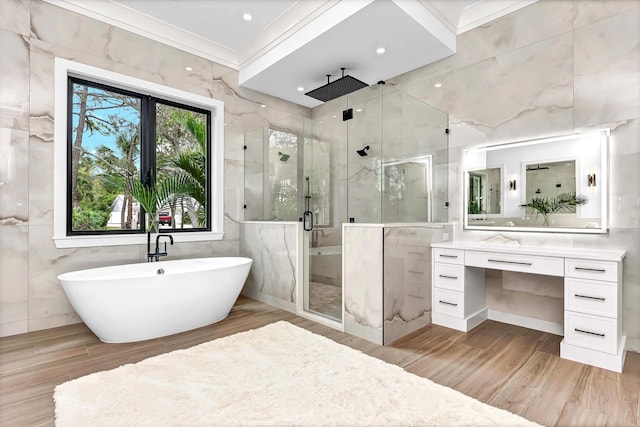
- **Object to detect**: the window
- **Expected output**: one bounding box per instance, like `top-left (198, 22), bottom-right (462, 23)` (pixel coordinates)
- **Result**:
top-left (68, 77), bottom-right (211, 234)
top-left (54, 59), bottom-right (224, 248)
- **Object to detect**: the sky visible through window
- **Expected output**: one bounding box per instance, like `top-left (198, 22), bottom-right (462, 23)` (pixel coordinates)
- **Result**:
top-left (71, 84), bottom-right (141, 157)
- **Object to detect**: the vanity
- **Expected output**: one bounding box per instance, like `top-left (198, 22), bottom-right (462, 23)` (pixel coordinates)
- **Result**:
top-left (431, 241), bottom-right (626, 372)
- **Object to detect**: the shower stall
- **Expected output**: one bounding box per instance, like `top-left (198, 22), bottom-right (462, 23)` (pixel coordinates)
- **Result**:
top-left (244, 83), bottom-right (448, 325)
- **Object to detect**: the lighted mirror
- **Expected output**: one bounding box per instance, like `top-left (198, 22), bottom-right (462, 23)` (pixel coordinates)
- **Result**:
top-left (463, 129), bottom-right (609, 233)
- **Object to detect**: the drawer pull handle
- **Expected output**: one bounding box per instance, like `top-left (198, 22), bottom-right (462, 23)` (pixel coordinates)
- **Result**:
top-left (438, 300), bottom-right (458, 307)
top-left (438, 274), bottom-right (458, 280)
top-left (409, 270), bottom-right (425, 275)
top-left (439, 254), bottom-right (458, 259)
top-left (487, 259), bottom-right (532, 266)
top-left (575, 294), bottom-right (605, 302)
top-left (574, 328), bottom-right (605, 337)
top-left (575, 267), bottom-right (606, 273)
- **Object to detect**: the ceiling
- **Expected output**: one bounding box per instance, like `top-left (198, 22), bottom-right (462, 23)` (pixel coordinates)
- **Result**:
top-left (47, 0), bottom-right (538, 108)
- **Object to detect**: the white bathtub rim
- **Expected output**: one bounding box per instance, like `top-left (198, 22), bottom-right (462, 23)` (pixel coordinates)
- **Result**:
top-left (58, 256), bottom-right (252, 282)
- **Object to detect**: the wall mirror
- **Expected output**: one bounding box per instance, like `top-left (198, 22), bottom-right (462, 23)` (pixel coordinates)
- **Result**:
top-left (463, 129), bottom-right (609, 233)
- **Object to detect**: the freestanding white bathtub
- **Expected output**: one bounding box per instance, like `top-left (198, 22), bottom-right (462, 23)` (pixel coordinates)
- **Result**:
top-left (58, 257), bottom-right (252, 343)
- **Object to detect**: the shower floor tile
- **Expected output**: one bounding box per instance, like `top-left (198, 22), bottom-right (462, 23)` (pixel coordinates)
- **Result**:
top-left (308, 281), bottom-right (342, 321)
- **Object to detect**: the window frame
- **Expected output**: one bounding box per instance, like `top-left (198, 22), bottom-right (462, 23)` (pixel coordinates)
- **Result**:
top-left (66, 77), bottom-right (213, 236)
top-left (54, 58), bottom-right (224, 248)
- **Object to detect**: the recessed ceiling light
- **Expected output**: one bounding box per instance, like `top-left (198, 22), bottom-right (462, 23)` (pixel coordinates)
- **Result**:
top-left (243, 13), bottom-right (252, 21)
top-left (297, 86), bottom-right (304, 92)
top-left (356, 109), bottom-right (362, 112)
top-left (434, 83), bottom-right (442, 88)
top-left (185, 66), bottom-right (193, 71)
top-left (260, 104), bottom-right (266, 108)
top-left (376, 47), bottom-right (386, 55)
top-left (332, 115), bottom-right (337, 118)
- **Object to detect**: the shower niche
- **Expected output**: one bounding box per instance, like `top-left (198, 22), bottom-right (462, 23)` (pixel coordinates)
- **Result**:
top-left (244, 83), bottom-right (448, 325)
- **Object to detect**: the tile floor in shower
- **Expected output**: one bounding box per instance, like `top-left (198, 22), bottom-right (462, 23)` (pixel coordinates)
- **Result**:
top-left (308, 281), bottom-right (342, 321)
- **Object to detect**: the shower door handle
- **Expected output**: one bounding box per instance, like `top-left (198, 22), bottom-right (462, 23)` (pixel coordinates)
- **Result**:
top-left (303, 211), bottom-right (314, 231)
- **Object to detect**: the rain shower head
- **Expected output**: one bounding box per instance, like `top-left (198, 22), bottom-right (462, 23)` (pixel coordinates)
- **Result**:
top-left (356, 145), bottom-right (370, 157)
top-left (278, 151), bottom-right (290, 162)
top-left (305, 68), bottom-right (368, 102)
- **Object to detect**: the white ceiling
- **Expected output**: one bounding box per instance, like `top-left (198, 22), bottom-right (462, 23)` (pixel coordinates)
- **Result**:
top-left (114, 0), bottom-right (299, 51)
top-left (48, 0), bottom-right (538, 108)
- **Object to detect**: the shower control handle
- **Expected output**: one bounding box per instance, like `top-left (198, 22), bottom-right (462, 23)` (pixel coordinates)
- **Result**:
top-left (303, 210), bottom-right (314, 231)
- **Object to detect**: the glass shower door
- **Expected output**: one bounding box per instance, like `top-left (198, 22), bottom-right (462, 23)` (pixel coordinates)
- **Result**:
top-left (302, 103), bottom-right (347, 322)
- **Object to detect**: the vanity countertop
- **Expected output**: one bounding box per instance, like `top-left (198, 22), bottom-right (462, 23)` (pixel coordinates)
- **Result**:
top-left (432, 241), bottom-right (626, 262)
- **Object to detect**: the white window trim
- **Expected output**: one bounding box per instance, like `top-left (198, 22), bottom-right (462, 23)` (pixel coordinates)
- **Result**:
top-left (53, 58), bottom-right (225, 248)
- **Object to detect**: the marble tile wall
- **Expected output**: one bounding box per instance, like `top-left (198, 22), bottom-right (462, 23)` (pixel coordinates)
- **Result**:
top-left (0, 0), bottom-right (305, 336)
top-left (344, 225), bottom-right (384, 344)
top-left (344, 224), bottom-right (453, 345)
top-left (389, 0), bottom-right (640, 349)
top-left (239, 222), bottom-right (298, 313)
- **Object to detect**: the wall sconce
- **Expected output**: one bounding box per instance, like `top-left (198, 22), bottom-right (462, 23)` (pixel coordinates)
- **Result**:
top-left (509, 180), bottom-right (517, 191)
top-left (588, 173), bottom-right (597, 187)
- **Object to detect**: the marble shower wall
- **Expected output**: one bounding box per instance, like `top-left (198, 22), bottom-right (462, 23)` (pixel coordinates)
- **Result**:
top-left (344, 224), bottom-right (452, 345)
top-left (389, 0), bottom-right (640, 349)
top-left (0, 0), bottom-right (305, 336)
top-left (344, 225), bottom-right (383, 344)
top-left (239, 222), bottom-right (299, 313)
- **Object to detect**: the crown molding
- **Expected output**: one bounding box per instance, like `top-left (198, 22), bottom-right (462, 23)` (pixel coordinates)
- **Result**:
top-left (392, 0), bottom-right (456, 52)
top-left (415, 0), bottom-right (459, 34)
top-left (458, 0), bottom-right (539, 34)
top-left (41, 0), bottom-right (239, 69)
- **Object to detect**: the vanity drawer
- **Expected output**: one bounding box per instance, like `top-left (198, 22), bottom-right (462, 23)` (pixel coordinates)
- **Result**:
top-left (433, 288), bottom-right (464, 318)
top-left (465, 251), bottom-right (564, 276)
top-left (433, 248), bottom-right (464, 265)
top-left (565, 259), bottom-right (619, 282)
top-left (434, 263), bottom-right (464, 292)
top-left (564, 312), bottom-right (618, 354)
top-left (565, 278), bottom-right (617, 318)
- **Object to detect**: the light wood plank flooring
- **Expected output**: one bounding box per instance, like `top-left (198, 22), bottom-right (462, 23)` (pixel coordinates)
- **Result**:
top-left (1, 296), bottom-right (639, 426)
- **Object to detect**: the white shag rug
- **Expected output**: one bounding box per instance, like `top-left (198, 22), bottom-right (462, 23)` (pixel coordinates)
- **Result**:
top-left (54, 321), bottom-right (540, 427)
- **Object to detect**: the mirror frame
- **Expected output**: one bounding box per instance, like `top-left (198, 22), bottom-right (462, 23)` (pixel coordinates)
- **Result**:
top-left (463, 129), bottom-right (609, 234)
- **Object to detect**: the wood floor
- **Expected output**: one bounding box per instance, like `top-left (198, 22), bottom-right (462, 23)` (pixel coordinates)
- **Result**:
top-left (1, 296), bottom-right (639, 427)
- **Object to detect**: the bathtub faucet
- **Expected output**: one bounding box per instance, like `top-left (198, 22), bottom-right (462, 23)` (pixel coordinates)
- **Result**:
top-left (147, 232), bottom-right (174, 262)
